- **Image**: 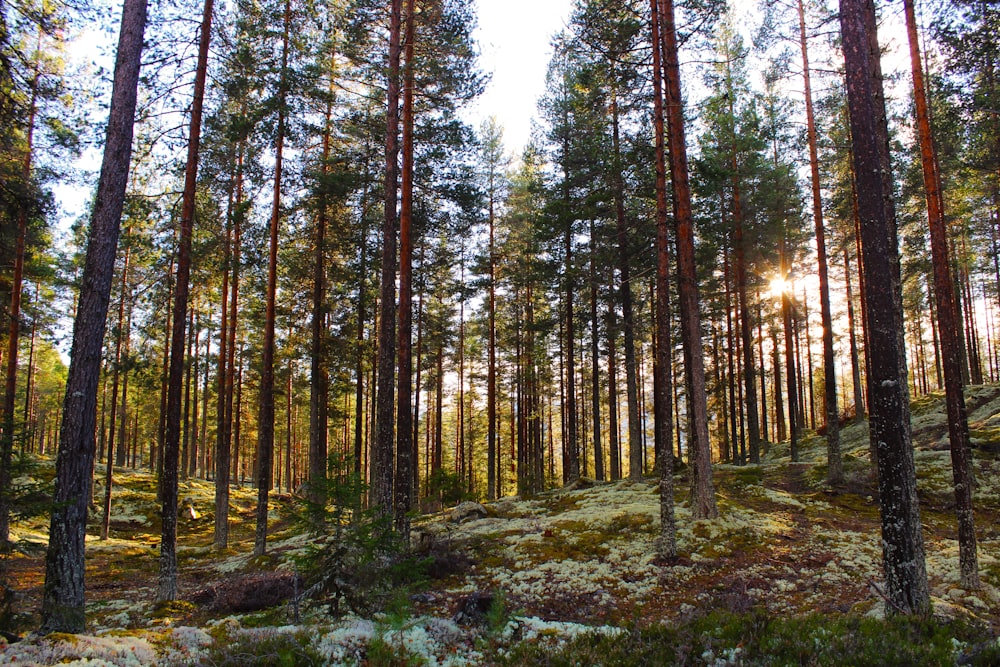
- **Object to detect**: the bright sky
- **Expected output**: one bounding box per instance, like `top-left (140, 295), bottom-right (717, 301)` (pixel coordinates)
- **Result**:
top-left (467, 0), bottom-right (575, 156)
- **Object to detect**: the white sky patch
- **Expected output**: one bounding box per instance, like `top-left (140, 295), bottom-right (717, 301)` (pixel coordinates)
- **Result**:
top-left (466, 0), bottom-right (574, 156)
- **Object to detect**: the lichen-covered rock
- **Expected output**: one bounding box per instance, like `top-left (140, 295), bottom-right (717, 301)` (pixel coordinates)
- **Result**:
top-left (449, 502), bottom-right (488, 524)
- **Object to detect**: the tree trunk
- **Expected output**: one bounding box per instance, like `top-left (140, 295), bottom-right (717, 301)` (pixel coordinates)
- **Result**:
top-left (840, 0), bottom-right (930, 613)
top-left (373, 0), bottom-right (403, 514)
top-left (101, 242), bottom-right (132, 541)
top-left (0, 48), bottom-right (40, 542)
top-left (216, 146), bottom-right (243, 549)
top-left (658, 0), bottom-right (716, 519)
top-left (562, 123), bottom-right (579, 485)
top-left (798, 0), bottom-right (841, 482)
top-left (727, 92), bottom-right (760, 466)
top-left (606, 293), bottom-right (621, 481)
top-left (844, 248), bottom-right (866, 422)
top-left (160, 0), bottom-right (215, 600)
top-left (487, 146), bottom-right (499, 500)
top-left (254, 0), bottom-right (289, 557)
top-left (589, 218), bottom-right (604, 482)
top-left (394, 0), bottom-right (416, 539)
top-left (903, 0), bottom-right (978, 589)
top-left (42, 0), bottom-right (148, 631)
top-left (651, 0), bottom-right (676, 558)
top-left (309, 68), bottom-right (334, 511)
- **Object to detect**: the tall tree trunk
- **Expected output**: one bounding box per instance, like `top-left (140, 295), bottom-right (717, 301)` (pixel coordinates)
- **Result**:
top-left (562, 125), bottom-right (579, 485)
top-left (651, 0), bottom-right (676, 558)
top-left (757, 299), bottom-right (768, 445)
top-left (254, 0), bottom-right (289, 557)
top-left (0, 47), bottom-right (40, 542)
top-left (309, 68), bottom-right (335, 511)
top-left (589, 219), bottom-right (604, 482)
top-left (610, 96), bottom-right (641, 481)
top-left (101, 242), bottom-right (132, 541)
top-left (487, 150), bottom-right (499, 499)
top-left (726, 89), bottom-right (760, 466)
top-left (216, 146), bottom-right (244, 549)
top-left (42, 0), bottom-right (148, 631)
top-left (354, 184), bottom-right (369, 480)
top-left (160, 0), bottom-right (215, 599)
top-left (903, 0), bottom-right (978, 589)
top-left (798, 0), bottom-right (841, 482)
top-left (724, 246), bottom-right (737, 464)
top-left (181, 308), bottom-right (194, 477)
top-left (658, 0), bottom-right (717, 518)
top-left (781, 271), bottom-right (798, 461)
top-left (394, 0), bottom-right (416, 539)
top-left (607, 303), bottom-right (621, 481)
top-left (840, 0), bottom-right (929, 613)
top-left (374, 0), bottom-right (403, 514)
top-left (844, 248), bottom-right (866, 422)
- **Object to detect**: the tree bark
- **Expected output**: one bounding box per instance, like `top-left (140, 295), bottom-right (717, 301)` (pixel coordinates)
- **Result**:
top-left (216, 146), bottom-right (243, 549)
top-left (254, 0), bottom-right (289, 557)
top-left (160, 0), bottom-right (214, 600)
top-left (651, 0), bottom-right (676, 558)
top-left (0, 47), bottom-right (40, 542)
top-left (101, 242), bottom-right (132, 541)
top-left (903, 0), bottom-right (978, 589)
top-left (840, 0), bottom-right (930, 613)
top-left (394, 0), bottom-right (416, 539)
top-left (658, 0), bottom-right (716, 518)
top-left (308, 66), bottom-right (335, 511)
top-left (373, 0), bottom-right (403, 514)
top-left (42, 0), bottom-right (148, 631)
top-left (798, 0), bottom-right (840, 483)
top-left (844, 248), bottom-right (866, 422)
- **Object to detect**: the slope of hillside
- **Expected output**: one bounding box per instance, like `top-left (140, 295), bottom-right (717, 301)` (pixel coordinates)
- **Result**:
top-left (3, 386), bottom-right (1000, 665)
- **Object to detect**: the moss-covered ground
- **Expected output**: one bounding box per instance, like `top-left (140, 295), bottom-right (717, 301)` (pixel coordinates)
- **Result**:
top-left (2, 385), bottom-right (1000, 664)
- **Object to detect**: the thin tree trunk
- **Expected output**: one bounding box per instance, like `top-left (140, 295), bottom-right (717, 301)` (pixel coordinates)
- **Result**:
top-left (354, 184), bottom-right (370, 480)
top-left (589, 218), bottom-right (603, 482)
top-left (42, 0), bottom-right (148, 631)
top-left (216, 146), bottom-right (244, 549)
top-left (726, 90), bottom-right (760, 465)
top-left (0, 46), bottom-right (40, 540)
top-left (373, 0), bottom-right (403, 515)
top-left (394, 0), bottom-right (415, 539)
top-left (652, 0), bottom-right (676, 558)
top-left (903, 0), bottom-right (978, 589)
top-left (160, 0), bottom-right (215, 600)
top-left (757, 299), bottom-right (768, 446)
top-left (309, 67), bottom-right (335, 510)
top-left (101, 242), bottom-right (132, 541)
top-left (779, 246), bottom-right (798, 461)
top-left (487, 150), bottom-right (499, 500)
top-left (658, 0), bottom-right (716, 518)
top-left (562, 116), bottom-right (579, 484)
top-left (845, 248), bottom-right (866, 422)
top-left (798, 0), bottom-right (841, 483)
top-left (607, 303), bottom-right (621, 481)
top-left (254, 0), bottom-right (289, 557)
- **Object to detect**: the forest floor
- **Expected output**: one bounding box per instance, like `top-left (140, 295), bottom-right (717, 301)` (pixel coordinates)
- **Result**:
top-left (4, 386), bottom-right (1000, 665)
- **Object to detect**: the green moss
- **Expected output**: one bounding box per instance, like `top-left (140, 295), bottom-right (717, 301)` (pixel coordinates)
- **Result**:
top-left (606, 513), bottom-right (654, 534)
top-left (151, 600), bottom-right (197, 619)
top-left (518, 530), bottom-right (611, 563)
top-left (205, 628), bottom-right (324, 666)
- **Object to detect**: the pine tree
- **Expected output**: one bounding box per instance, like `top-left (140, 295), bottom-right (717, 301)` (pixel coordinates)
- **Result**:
top-left (42, 0), bottom-right (149, 632)
top-left (840, 0), bottom-right (929, 614)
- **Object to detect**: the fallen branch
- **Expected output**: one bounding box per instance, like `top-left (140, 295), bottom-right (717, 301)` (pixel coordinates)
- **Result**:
top-left (867, 578), bottom-right (907, 615)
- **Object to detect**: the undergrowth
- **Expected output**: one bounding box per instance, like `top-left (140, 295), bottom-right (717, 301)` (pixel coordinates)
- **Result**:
top-left (489, 610), bottom-right (1000, 666)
